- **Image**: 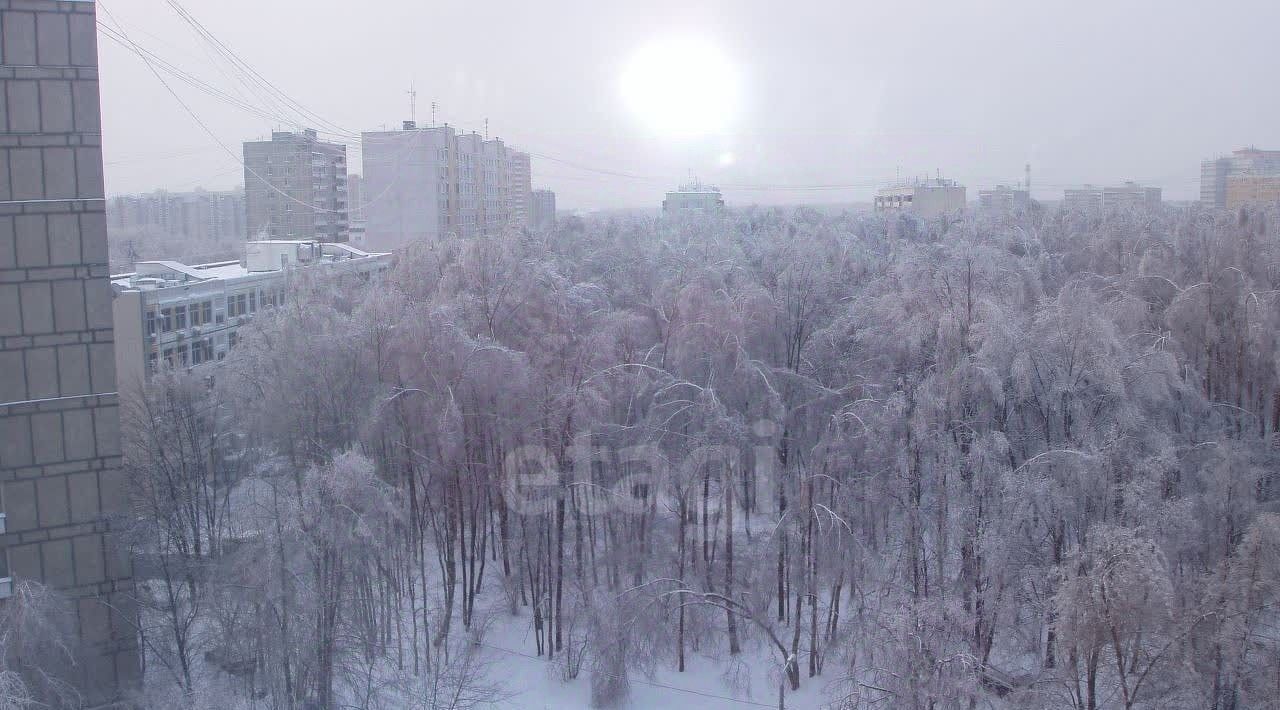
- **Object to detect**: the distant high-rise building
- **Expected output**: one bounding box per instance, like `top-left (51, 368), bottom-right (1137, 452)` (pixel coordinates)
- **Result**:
top-left (532, 189), bottom-right (557, 231)
top-left (0, 1), bottom-right (140, 705)
top-left (108, 188), bottom-right (246, 241)
top-left (663, 181), bottom-right (725, 215)
top-left (509, 151), bottom-right (532, 229)
top-left (874, 177), bottom-right (965, 218)
top-left (1201, 148), bottom-right (1280, 209)
top-left (347, 173), bottom-right (366, 221)
top-left (1063, 182), bottom-right (1161, 212)
top-left (243, 129), bottom-right (349, 242)
top-left (360, 121), bottom-right (531, 250)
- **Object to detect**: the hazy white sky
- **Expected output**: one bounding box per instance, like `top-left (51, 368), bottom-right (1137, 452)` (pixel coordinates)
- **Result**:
top-left (98, 0), bottom-right (1280, 208)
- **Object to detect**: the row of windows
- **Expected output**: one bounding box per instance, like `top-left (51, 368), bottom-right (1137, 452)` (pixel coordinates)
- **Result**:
top-left (151, 337), bottom-right (216, 371)
top-left (148, 300), bottom-right (215, 335)
top-left (147, 330), bottom-right (245, 374)
top-left (146, 289), bottom-right (287, 336)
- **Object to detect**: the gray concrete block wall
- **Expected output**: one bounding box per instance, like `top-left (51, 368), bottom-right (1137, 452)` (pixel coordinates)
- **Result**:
top-left (0, 1), bottom-right (138, 707)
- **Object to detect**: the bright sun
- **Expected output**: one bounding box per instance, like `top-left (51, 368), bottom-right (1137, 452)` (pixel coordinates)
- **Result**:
top-left (620, 36), bottom-right (741, 139)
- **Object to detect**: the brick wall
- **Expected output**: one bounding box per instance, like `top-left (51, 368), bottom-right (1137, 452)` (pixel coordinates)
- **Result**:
top-left (0, 1), bottom-right (139, 706)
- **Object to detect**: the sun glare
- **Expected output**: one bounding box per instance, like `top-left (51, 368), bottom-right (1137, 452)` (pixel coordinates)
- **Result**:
top-left (620, 36), bottom-right (741, 139)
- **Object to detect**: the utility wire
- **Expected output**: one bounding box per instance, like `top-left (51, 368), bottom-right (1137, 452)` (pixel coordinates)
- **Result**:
top-left (97, 2), bottom-right (349, 215)
top-left (107, 2), bottom-right (1187, 197)
top-left (164, 0), bottom-right (358, 140)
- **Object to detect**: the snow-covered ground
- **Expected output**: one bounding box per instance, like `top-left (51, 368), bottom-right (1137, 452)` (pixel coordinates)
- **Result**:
top-left (469, 596), bottom-right (832, 709)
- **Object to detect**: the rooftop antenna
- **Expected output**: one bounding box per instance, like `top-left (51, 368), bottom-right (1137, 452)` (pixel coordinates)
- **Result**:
top-left (407, 83), bottom-right (417, 124)
top-left (431, 101), bottom-right (438, 127)
top-left (485, 118), bottom-right (489, 139)
top-left (1025, 163), bottom-right (1032, 195)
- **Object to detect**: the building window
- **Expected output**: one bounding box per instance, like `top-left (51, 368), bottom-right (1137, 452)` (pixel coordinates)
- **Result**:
top-left (249, 291), bottom-right (257, 313)
top-left (161, 307), bottom-right (173, 333)
top-left (177, 344), bottom-right (189, 366)
top-left (192, 338), bottom-right (213, 365)
top-left (163, 347), bottom-right (175, 367)
top-left (174, 304), bottom-right (187, 330)
top-left (202, 300), bottom-right (213, 324)
top-left (0, 548), bottom-right (10, 600)
top-left (148, 352), bottom-right (158, 373)
top-left (145, 310), bottom-right (157, 336)
top-left (228, 331), bottom-right (239, 349)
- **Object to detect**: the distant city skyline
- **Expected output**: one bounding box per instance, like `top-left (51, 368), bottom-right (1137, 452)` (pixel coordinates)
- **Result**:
top-left (98, 0), bottom-right (1280, 208)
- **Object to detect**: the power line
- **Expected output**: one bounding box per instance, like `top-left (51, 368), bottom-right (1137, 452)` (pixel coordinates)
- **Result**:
top-left (164, 0), bottom-right (359, 140)
top-left (97, 2), bottom-right (349, 215)
top-left (103, 4), bottom-right (1200, 200)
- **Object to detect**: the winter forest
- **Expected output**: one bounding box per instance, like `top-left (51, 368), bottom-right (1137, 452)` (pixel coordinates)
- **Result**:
top-left (99, 203), bottom-right (1280, 709)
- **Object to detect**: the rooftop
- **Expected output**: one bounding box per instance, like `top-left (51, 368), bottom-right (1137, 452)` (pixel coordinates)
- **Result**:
top-left (668, 181), bottom-right (722, 194)
top-left (111, 240), bottom-right (390, 292)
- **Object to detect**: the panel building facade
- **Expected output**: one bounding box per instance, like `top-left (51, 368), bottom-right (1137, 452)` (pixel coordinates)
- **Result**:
top-left (243, 129), bottom-right (349, 242)
top-left (0, 1), bottom-right (139, 705)
top-left (361, 121), bottom-right (532, 251)
top-left (1201, 148), bottom-right (1280, 209)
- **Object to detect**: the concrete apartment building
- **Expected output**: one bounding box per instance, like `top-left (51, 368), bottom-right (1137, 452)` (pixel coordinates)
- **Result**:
top-left (978, 185), bottom-right (1030, 211)
top-left (347, 173), bottom-right (367, 247)
top-left (508, 151), bottom-right (532, 229)
top-left (108, 188), bottom-right (245, 243)
top-left (243, 129), bottom-right (349, 242)
top-left (360, 121), bottom-right (533, 251)
top-left (1225, 175), bottom-right (1280, 209)
top-left (531, 189), bottom-right (557, 231)
top-left (1201, 148), bottom-right (1280, 209)
top-left (1063, 182), bottom-right (1162, 212)
top-left (663, 181), bottom-right (725, 215)
top-left (111, 240), bottom-right (392, 392)
top-left (0, 0), bottom-right (139, 705)
top-left (874, 177), bottom-right (966, 218)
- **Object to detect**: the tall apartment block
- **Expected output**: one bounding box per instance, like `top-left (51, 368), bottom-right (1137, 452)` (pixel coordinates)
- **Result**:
top-left (509, 151), bottom-right (532, 230)
top-left (1201, 148), bottom-right (1280, 209)
top-left (243, 129), bottom-right (349, 242)
top-left (0, 1), bottom-right (139, 706)
top-left (361, 121), bottom-right (531, 251)
top-left (531, 188), bottom-right (557, 231)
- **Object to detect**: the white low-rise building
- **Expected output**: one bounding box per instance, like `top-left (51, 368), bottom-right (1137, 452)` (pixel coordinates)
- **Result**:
top-left (663, 182), bottom-right (725, 215)
top-left (111, 240), bottom-right (392, 391)
top-left (874, 177), bottom-right (966, 218)
top-left (1063, 182), bottom-right (1161, 212)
